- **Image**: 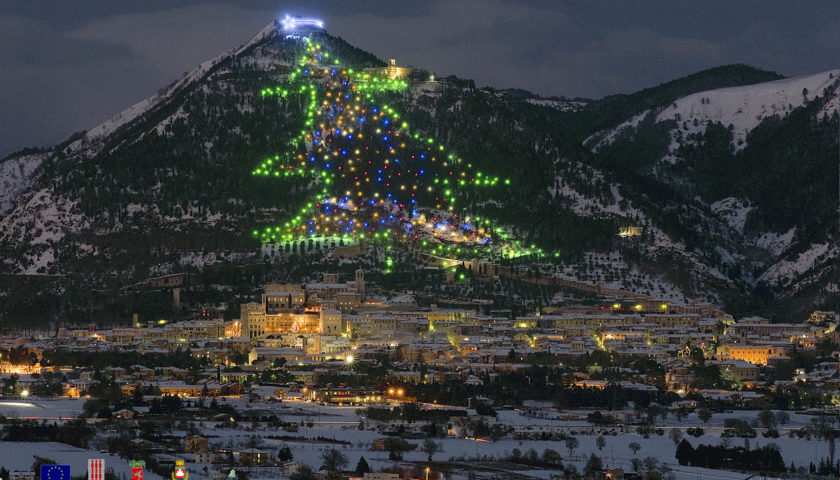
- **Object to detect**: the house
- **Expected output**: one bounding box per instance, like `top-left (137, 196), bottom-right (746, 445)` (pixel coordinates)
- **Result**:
top-left (185, 435), bottom-right (209, 453)
top-left (194, 452), bottom-right (218, 464)
top-left (234, 449), bottom-right (268, 465)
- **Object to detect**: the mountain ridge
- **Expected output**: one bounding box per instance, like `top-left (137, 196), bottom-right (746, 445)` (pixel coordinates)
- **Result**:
top-left (0, 20), bottom-right (837, 323)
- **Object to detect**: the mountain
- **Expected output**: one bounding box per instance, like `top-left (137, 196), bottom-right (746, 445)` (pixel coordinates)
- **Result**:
top-left (0, 20), bottom-right (837, 324)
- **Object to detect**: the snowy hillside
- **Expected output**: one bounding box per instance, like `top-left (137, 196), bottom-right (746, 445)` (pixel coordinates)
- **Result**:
top-left (588, 69), bottom-right (840, 155)
top-left (0, 152), bottom-right (47, 214)
top-left (66, 22), bottom-right (282, 155)
top-left (526, 98), bottom-right (586, 112)
top-left (657, 69), bottom-right (840, 151)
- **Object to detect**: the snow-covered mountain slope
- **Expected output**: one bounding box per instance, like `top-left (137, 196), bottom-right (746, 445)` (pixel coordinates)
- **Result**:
top-left (0, 22), bottom-right (289, 276)
top-left (526, 98), bottom-right (586, 112)
top-left (657, 69), bottom-right (840, 151)
top-left (588, 69), bottom-right (840, 154)
top-left (0, 152), bottom-right (48, 214)
top-left (66, 22), bottom-right (282, 156)
top-left (0, 19), bottom-right (834, 318)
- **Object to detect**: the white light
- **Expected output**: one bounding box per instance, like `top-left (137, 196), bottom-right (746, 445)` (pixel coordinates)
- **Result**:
top-left (20, 390), bottom-right (29, 398)
top-left (345, 354), bottom-right (355, 364)
top-left (281, 15), bottom-right (325, 31)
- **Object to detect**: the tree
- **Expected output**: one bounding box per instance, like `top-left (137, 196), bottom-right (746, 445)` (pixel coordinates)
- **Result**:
top-left (775, 411), bottom-right (790, 425)
top-left (489, 424), bottom-right (511, 442)
top-left (669, 428), bottom-right (683, 445)
top-left (2, 375), bottom-right (19, 395)
top-left (643, 457), bottom-right (659, 472)
top-left (696, 407), bottom-right (712, 424)
top-left (583, 454), bottom-right (603, 479)
top-left (354, 456), bottom-right (371, 476)
top-left (383, 438), bottom-right (414, 461)
top-left (542, 449), bottom-right (562, 467)
top-left (290, 466), bottom-right (316, 480)
top-left (565, 436), bottom-right (579, 457)
top-left (675, 439), bottom-right (693, 466)
top-left (595, 435), bottom-right (606, 451)
top-left (758, 410), bottom-right (777, 429)
top-left (421, 438), bottom-right (442, 462)
top-left (277, 445), bottom-right (293, 462)
top-left (628, 442), bottom-right (641, 456)
top-left (320, 448), bottom-right (348, 480)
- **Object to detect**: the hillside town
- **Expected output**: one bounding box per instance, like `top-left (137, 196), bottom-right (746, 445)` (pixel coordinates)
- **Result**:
top-left (2, 270), bottom-right (840, 480)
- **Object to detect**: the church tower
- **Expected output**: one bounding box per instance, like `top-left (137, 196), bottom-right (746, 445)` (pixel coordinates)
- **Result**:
top-left (355, 269), bottom-right (365, 301)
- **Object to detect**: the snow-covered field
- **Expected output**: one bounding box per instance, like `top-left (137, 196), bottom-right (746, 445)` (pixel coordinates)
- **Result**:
top-left (157, 400), bottom-right (832, 480)
top-left (0, 398), bottom-right (86, 419)
top-left (0, 398), bottom-right (827, 480)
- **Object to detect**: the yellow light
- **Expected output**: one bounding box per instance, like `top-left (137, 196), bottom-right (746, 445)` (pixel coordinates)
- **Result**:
top-left (345, 354), bottom-right (355, 364)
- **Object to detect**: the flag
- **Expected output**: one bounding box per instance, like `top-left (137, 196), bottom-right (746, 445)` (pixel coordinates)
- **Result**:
top-left (130, 460), bottom-right (144, 480)
top-left (41, 465), bottom-right (70, 480)
top-left (171, 460), bottom-right (187, 480)
top-left (88, 459), bottom-right (104, 480)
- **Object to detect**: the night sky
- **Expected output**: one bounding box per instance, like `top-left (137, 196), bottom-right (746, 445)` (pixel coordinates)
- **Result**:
top-left (2, 0), bottom-right (839, 158)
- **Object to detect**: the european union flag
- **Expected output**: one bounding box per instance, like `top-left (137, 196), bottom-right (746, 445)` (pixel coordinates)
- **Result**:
top-left (41, 465), bottom-right (70, 480)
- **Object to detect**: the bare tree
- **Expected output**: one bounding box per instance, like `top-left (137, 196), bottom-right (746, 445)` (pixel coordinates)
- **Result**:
top-left (565, 436), bottom-right (579, 457)
top-left (421, 438), bottom-right (442, 463)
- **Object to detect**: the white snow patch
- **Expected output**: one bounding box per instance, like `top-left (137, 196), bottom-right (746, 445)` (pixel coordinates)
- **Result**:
top-left (759, 242), bottom-right (833, 285)
top-left (585, 110), bottom-right (650, 151)
top-left (526, 98), bottom-right (586, 111)
top-left (754, 228), bottom-right (796, 257)
top-left (0, 152), bottom-right (47, 214)
top-left (710, 197), bottom-right (752, 234)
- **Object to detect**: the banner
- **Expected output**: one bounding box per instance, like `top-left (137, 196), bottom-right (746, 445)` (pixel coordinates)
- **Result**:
top-left (88, 459), bottom-right (104, 480)
top-left (41, 465), bottom-right (70, 480)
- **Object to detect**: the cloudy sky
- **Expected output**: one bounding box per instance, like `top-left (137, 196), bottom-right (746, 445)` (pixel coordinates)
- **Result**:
top-left (2, 0), bottom-right (839, 158)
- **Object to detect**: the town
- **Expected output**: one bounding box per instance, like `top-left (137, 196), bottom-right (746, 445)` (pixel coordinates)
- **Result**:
top-left (1, 268), bottom-right (840, 480)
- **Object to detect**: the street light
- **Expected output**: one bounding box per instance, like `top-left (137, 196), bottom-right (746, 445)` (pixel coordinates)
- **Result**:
top-left (425, 467), bottom-right (430, 480)
top-left (20, 389), bottom-right (29, 398)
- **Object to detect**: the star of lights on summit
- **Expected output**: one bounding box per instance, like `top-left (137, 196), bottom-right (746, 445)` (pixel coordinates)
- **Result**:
top-left (251, 38), bottom-right (541, 260)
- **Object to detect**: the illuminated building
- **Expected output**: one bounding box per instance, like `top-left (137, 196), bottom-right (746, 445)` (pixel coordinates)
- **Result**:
top-left (240, 276), bottom-right (361, 338)
top-left (618, 226), bottom-right (643, 237)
